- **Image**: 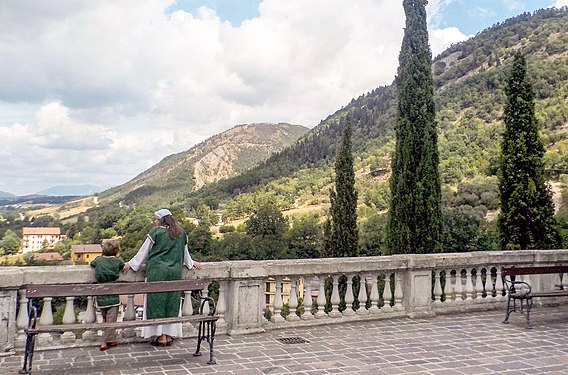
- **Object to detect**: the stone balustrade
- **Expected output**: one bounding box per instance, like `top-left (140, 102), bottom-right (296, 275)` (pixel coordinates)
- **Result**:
top-left (1, 250), bottom-right (568, 353)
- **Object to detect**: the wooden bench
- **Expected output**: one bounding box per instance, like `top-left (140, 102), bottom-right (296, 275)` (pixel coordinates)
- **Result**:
top-left (20, 279), bottom-right (218, 374)
top-left (501, 266), bottom-right (568, 328)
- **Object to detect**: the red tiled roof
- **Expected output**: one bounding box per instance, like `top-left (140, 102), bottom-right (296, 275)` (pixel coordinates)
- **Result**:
top-left (31, 253), bottom-right (63, 261)
top-left (71, 244), bottom-right (102, 254)
top-left (22, 227), bottom-right (61, 235)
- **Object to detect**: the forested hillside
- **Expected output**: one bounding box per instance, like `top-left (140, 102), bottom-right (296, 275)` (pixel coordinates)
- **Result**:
top-left (181, 8), bottom-right (568, 222)
top-left (96, 122), bottom-right (308, 208)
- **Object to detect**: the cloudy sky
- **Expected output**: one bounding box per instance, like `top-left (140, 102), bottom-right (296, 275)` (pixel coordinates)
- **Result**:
top-left (1, 0), bottom-right (566, 196)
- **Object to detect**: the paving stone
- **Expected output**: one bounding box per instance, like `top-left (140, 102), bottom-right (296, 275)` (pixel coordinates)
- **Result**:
top-left (4, 306), bottom-right (568, 374)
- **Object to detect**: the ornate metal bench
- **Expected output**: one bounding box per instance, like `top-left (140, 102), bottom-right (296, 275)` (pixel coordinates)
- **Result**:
top-left (501, 266), bottom-right (568, 328)
top-left (20, 279), bottom-right (218, 374)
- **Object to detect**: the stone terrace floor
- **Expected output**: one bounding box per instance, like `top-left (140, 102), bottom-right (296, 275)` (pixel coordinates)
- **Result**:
top-left (2, 306), bottom-right (568, 375)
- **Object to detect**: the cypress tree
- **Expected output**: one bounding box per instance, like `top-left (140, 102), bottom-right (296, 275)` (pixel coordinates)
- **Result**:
top-left (498, 53), bottom-right (560, 250)
top-left (385, 0), bottom-right (442, 254)
top-left (327, 116), bottom-right (359, 257)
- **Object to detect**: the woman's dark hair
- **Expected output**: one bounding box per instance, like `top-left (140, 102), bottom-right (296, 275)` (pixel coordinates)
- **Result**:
top-left (160, 215), bottom-right (182, 239)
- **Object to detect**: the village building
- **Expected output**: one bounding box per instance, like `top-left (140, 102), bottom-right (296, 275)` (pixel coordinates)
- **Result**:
top-left (70, 244), bottom-right (102, 264)
top-left (21, 227), bottom-right (65, 254)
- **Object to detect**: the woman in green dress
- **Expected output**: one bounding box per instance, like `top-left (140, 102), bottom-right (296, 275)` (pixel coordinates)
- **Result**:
top-left (123, 209), bottom-right (202, 346)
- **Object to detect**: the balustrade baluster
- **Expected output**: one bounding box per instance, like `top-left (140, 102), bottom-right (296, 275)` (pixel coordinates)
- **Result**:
top-left (445, 269), bottom-right (455, 304)
top-left (474, 268), bottom-right (483, 300)
top-left (201, 281), bottom-right (211, 316)
top-left (554, 272), bottom-right (562, 290)
top-left (495, 267), bottom-right (505, 301)
top-left (315, 275), bottom-right (328, 319)
top-left (15, 289), bottom-right (29, 348)
top-left (369, 273), bottom-right (380, 314)
top-left (456, 269), bottom-right (466, 303)
top-left (563, 273), bottom-right (568, 290)
top-left (262, 278), bottom-right (270, 322)
top-left (329, 275), bottom-right (342, 318)
top-left (181, 291), bottom-right (195, 335)
top-left (465, 269), bottom-right (474, 302)
top-left (356, 274), bottom-right (369, 315)
top-left (343, 274), bottom-right (356, 316)
top-left (216, 281), bottom-right (228, 327)
top-left (302, 276), bottom-right (315, 320)
top-left (38, 297), bottom-right (55, 344)
top-left (433, 270), bottom-right (443, 306)
top-left (60, 296), bottom-right (76, 343)
top-left (120, 294), bottom-right (137, 339)
top-left (81, 296), bottom-right (97, 342)
top-left (484, 268), bottom-right (495, 300)
top-left (382, 273), bottom-right (393, 312)
top-left (286, 276), bottom-right (300, 321)
top-left (394, 273), bottom-right (404, 311)
top-left (271, 276), bottom-right (285, 323)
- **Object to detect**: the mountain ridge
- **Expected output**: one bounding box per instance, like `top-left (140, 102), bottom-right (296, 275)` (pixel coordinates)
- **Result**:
top-left (97, 122), bottom-right (309, 207)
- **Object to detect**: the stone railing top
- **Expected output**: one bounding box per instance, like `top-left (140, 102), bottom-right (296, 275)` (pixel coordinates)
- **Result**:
top-left (1, 250), bottom-right (568, 289)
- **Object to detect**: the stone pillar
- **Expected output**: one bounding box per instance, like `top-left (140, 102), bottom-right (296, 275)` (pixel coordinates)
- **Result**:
top-left (0, 289), bottom-right (17, 352)
top-left (403, 269), bottom-right (433, 318)
top-left (225, 265), bottom-right (267, 335)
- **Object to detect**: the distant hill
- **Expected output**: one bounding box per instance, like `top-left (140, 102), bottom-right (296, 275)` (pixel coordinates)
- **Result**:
top-left (0, 191), bottom-right (15, 198)
top-left (35, 185), bottom-right (107, 197)
top-left (96, 122), bottom-right (309, 207)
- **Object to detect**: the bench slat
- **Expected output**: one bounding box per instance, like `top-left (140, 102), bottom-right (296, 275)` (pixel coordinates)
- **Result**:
top-left (26, 279), bottom-right (205, 298)
top-left (530, 291), bottom-right (568, 297)
top-left (501, 266), bottom-right (568, 276)
top-left (26, 315), bottom-right (218, 334)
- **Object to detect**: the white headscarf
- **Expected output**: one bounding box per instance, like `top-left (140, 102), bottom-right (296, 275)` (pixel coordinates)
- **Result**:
top-left (154, 208), bottom-right (172, 219)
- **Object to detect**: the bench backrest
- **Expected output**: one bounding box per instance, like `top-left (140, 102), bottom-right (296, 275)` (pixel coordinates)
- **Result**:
top-left (25, 279), bottom-right (205, 298)
top-left (501, 266), bottom-right (568, 277)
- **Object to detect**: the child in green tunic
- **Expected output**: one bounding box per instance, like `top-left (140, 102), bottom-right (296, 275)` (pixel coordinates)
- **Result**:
top-left (90, 239), bottom-right (125, 351)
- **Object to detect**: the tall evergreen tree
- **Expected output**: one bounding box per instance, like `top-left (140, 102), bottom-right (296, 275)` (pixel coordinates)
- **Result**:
top-left (385, 0), bottom-right (442, 254)
top-left (327, 116), bottom-right (358, 257)
top-left (498, 53), bottom-right (560, 250)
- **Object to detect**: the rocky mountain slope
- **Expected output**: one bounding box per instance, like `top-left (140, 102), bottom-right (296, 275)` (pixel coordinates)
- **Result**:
top-left (97, 122), bottom-right (308, 207)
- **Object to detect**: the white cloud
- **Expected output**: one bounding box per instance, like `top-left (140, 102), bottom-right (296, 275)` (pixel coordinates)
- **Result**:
top-left (427, 0), bottom-right (470, 57)
top-left (555, 0), bottom-right (568, 7)
top-left (0, 0), bottom-right (468, 195)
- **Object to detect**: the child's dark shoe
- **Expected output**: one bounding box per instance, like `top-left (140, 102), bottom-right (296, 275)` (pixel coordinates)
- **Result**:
top-left (106, 341), bottom-right (118, 347)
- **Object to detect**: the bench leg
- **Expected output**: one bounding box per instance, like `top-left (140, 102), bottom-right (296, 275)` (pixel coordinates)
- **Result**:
top-left (193, 321), bottom-right (204, 357)
top-left (503, 296), bottom-right (513, 324)
top-left (525, 298), bottom-right (533, 329)
top-left (193, 320), bottom-right (217, 365)
top-left (19, 334), bottom-right (37, 374)
top-left (207, 321), bottom-right (216, 365)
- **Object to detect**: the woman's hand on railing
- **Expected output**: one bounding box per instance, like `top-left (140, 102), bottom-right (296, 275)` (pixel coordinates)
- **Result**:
top-left (122, 262), bottom-right (131, 273)
top-left (193, 261), bottom-right (202, 270)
